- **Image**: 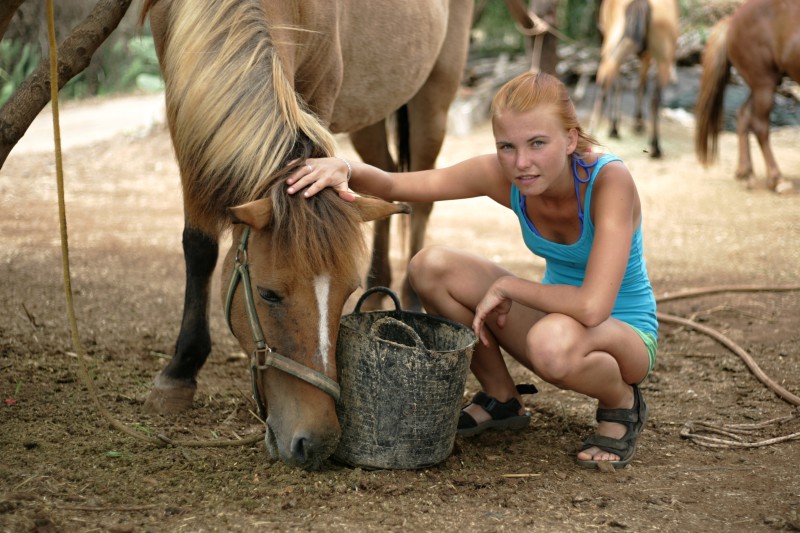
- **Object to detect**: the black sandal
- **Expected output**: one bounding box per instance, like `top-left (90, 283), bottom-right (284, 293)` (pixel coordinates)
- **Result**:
top-left (576, 384), bottom-right (648, 469)
top-left (457, 384), bottom-right (538, 437)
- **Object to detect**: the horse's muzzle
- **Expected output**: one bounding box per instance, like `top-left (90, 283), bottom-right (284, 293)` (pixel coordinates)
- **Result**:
top-left (265, 421), bottom-right (340, 471)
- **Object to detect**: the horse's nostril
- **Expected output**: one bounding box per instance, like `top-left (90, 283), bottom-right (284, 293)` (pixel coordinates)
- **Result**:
top-left (290, 435), bottom-right (309, 464)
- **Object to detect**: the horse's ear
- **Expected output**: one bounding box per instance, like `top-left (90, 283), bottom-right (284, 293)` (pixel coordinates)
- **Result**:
top-left (352, 196), bottom-right (411, 222)
top-left (227, 198), bottom-right (274, 230)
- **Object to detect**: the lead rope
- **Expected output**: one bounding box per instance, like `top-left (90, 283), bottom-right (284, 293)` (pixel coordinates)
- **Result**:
top-left (46, 1), bottom-right (261, 448)
top-left (656, 286), bottom-right (800, 448)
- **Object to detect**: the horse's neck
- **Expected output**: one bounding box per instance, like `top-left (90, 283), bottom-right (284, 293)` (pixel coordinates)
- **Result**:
top-left (262, 1), bottom-right (338, 115)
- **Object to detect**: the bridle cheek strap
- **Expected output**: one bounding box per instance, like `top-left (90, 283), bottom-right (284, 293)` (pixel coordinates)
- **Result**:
top-left (224, 227), bottom-right (341, 420)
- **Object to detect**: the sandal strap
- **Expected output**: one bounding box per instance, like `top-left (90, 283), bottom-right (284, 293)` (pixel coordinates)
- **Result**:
top-left (595, 384), bottom-right (644, 425)
top-left (458, 410), bottom-right (479, 430)
top-left (595, 407), bottom-right (639, 424)
top-left (471, 392), bottom-right (521, 420)
top-left (466, 384), bottom-right (538, 421)
top-left (580, 434), bottom-right (631, 454)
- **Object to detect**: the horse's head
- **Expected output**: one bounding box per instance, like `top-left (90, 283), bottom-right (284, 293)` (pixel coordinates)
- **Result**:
top-left (222, 188), bottom-right (409, 469)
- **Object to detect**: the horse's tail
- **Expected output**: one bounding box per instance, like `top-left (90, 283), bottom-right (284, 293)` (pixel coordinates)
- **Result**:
top-left (157, 0), bottom-right (337, 234)
top-left (395, 105), bottom-right (411, 172)
top-left (695, 15), bottom-right (731, 167)
top-left (624, 0), bottom-right (651, 56)
top-left (393, 104), bottom-right (411, 250)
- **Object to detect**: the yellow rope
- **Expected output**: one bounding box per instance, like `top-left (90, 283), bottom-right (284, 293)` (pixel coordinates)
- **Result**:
top-left (46, 0), bottom-right (262, 449)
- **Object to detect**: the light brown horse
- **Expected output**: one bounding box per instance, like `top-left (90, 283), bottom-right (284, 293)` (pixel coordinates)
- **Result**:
top-left (694, 0), bottom-right (799, 194)
top-left (139, 0), bottom-right (472, 469)
top-left (589, 0), bottom-right (678, 158)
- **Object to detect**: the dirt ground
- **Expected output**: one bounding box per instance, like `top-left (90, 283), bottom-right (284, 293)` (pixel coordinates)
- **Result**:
top-left (1, 91), bottom-right (799, 532)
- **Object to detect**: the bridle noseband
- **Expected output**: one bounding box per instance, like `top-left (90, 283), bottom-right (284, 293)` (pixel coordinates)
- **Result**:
top-left (224, 226), bottom-right (341, 420)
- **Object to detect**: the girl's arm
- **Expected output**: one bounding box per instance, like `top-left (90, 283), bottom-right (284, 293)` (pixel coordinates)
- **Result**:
top-left (473, 162), bottom-right (638, 340)
top-left (286, 154), bottom-right (511, 206)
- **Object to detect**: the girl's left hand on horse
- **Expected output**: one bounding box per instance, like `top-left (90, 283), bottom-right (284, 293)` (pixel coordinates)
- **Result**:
top-left (286, 158), bottom-right (355, 201)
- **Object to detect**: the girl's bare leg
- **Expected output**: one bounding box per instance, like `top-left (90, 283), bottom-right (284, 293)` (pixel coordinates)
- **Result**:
top-left (408, 246), bottom-right (543, 422)
top-left (525, 313), bottom-right (650, 462)
top-left (409, 245), bottom-right (651, 462)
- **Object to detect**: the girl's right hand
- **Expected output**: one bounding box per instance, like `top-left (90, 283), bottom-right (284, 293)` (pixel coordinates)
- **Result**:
top-left (472, 282), bottom-right (513, 347)
top-left (286, 157), bottom-right (356, 201)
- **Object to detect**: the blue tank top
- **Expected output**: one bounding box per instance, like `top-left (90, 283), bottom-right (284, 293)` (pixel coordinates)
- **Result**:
top-left (510, 154), bottom-right (658, 337)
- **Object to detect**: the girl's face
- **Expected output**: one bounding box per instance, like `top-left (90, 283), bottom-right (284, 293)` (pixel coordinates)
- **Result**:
top-left (492, 105), bottom-right (578, 196)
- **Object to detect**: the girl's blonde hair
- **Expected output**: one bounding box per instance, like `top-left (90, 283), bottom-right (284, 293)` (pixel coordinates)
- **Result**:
top-left (491, 71), bottom-right (599, 154)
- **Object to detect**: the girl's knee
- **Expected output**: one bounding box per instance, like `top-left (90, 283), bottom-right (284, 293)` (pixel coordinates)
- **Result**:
top-left (526, 314), bottom-right (578, 384)
top-left (408, 246), bottom-right (454, 287)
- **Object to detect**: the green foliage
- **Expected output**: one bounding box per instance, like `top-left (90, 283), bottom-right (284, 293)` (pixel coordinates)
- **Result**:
top-left (0, 32), bottom-right (163, 107)
top-left (61, 33), bottom-right (163, 100)
top-left (0, 40), bottom-right (42, 105)
top-left (471, 1), bottom-right (602, 60)
top-left (560, 0), bottom-right (601, 44)
top-left (471, 1), bottom-right (525, 59)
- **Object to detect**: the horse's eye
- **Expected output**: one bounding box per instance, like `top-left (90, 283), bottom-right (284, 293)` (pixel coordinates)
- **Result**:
top-left (257, 287), bottom-right (282, 304)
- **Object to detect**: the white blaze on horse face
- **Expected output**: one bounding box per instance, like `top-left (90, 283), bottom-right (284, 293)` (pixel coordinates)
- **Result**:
top-left (314, 274), bottom-right (331, 374)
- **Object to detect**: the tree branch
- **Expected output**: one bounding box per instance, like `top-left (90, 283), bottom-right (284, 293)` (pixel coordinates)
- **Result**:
top-left (0, 0), bottom-right (133, 169)
top-left (0, 0), bottom-right (27, 41)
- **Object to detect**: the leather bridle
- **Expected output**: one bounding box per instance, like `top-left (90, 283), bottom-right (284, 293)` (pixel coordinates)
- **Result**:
top-left (224, 226), bottom-right (341, 420)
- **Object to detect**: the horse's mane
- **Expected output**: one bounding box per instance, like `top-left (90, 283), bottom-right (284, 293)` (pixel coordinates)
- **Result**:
top-left (141, 0), bottom-right (365, 276)
top-left (265, 185), bottom-right (369, 280)
top-left (154, 0), bottom-right (338, 236)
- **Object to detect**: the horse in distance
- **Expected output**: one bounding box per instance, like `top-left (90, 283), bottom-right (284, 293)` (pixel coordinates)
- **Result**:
top-left (694, 0), bottom-right (799, 194)
top-left (589, 0), bottom-right (679, 158)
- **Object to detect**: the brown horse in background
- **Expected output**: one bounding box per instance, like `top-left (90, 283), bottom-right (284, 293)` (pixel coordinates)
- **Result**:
top-left (694, 0), bottom-right (799, 194)
top-left (590, 0), bottom-right (678, 158)
top-left (139, 0), bottom-right (472, 469)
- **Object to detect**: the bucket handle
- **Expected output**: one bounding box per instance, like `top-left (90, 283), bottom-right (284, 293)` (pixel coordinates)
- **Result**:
top-left (369, 317), bottom-right (426, 351)
top-left (354, 286), bottom-right (402, 313)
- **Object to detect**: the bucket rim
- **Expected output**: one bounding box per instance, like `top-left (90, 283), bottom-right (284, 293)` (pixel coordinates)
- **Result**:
top-left (347, 286), bottom-right (477, 336)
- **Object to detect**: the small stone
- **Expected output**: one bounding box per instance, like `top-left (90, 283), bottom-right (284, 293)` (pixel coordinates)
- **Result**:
top-left (597, 461), bottom-right (616, 473)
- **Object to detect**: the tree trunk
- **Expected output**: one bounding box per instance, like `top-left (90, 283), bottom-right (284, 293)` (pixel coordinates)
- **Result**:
top-left (0, 0), bottom-right (133, 169)
top-left (0, 0), bottom-right (27, 41)
top-left (502, 0), bottom-right (560, 75)
top-left (529, 0), bottom-right (558, 75)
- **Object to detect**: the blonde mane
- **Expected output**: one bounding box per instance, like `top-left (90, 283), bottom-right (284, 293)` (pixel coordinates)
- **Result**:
top-left (160, 0), bottom-right (337, 235)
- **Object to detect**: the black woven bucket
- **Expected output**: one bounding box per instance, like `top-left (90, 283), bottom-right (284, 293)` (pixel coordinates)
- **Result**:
top-left (334, 287), bottom-right (477, 469)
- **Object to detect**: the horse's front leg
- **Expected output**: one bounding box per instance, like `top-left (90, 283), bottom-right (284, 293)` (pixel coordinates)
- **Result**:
top-left (634, 57), bottom-right (651, 135)
top-left (609, 78), bottom-right (622, 139)
top-left (350, 120), bottom-right (396, 311)
top-left (589, 84), bottom-right (607, 135)
top-left (144, 226), bottom-right (219, 413)
top-left (735, 95), bottom-right (755, 186)
top-left (648, 80), bottom-right (663, 158)
top-left (750, 84), bottom-right (791, 193)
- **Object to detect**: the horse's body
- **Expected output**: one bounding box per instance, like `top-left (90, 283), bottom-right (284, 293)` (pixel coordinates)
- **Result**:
top-left (694, 0), bottom-right (800, 194)
top-left (589, 0), bottom-right (678, 158)
top-left (140, 0), bottom-right (472, 469)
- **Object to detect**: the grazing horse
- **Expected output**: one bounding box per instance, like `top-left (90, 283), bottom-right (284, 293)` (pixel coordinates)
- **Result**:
top-left (139, 0), bottom-right (472, 469)
top-left (589, 0), bottom-right (678, 158)
top-left (694, 0), bottom-right (799, 194)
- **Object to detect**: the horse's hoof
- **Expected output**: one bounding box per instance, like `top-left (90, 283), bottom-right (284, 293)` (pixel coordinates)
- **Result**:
top-left (143, 383), bottom-right (196, 414)
top-left (774, 179), bottom-right (794, 195)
